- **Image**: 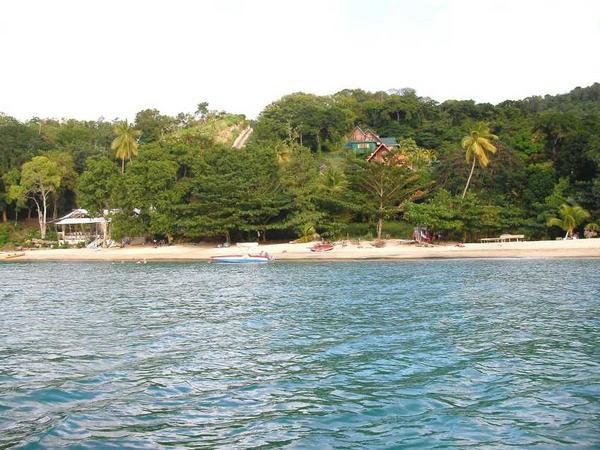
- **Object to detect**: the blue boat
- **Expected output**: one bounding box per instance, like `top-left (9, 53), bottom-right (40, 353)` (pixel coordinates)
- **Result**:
top-left (210, 253), bottom-right (272, 264)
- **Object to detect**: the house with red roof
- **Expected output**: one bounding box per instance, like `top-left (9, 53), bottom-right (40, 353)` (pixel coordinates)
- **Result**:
top-left (344, 126), bottom-right (401, 162)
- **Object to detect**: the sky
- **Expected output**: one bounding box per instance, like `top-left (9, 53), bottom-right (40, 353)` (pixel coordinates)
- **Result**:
top-left (0, 0), bottom-right (599, 121)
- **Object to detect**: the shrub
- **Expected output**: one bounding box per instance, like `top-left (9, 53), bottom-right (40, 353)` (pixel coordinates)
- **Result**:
top-left (295, 224), bottom-right (319, 243)
top-left (0, 225), bottom-right (8, 246)
top-left (584, 223), bottom-right (599, 238)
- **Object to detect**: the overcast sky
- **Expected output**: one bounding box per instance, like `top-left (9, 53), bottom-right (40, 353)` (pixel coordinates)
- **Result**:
top-left (1, 0), bottom-right (598, 121)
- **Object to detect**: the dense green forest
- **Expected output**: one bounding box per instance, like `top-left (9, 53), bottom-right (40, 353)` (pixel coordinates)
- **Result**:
top-left (1, 83), bottom-right (599, 247)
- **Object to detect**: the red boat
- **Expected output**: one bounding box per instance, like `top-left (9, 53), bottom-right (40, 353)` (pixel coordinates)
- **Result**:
top-left (310, 243), bottom-right (334, 252)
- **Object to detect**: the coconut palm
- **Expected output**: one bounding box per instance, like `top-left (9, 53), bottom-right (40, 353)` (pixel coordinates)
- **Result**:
top-left (319, 167), bottom-right (348, 193)
top-left (111, 120), bottom-right (141, 174)
top-left (461, 123), bottom-right (498, 198)
top-left (547, 203), bottom-right (590, 239)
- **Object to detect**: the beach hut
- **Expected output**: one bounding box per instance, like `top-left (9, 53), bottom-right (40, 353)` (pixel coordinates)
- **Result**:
top-left (53, 209), bottom-right (110, 246)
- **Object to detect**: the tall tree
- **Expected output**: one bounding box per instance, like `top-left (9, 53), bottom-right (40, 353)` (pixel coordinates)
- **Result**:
top-left (18, 156), bottom-right (61, 239)
top-left (4, 169), bottom-right (26, 224)
top-left (461, 122), bottom-right (498, 198)
top-left (111, 120), bottom-right (141, 174)
top-left (134, 109), bottom-right (175, 144)
top-left (178, 147), bottom-right (251, 243)
top-left (43, 150), bottom-right (77, 218)
top-left (350, 150), bottom-right (430, 240)
top-left (111, 145), bottom-right (179, 240)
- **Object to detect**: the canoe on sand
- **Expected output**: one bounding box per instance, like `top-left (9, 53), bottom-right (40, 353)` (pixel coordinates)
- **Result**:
top-left (3, 252), bottom-right (25, 259)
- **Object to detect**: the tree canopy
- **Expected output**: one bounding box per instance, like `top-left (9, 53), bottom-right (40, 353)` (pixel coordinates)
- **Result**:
top-left (0, 83), bottom-right (598, 245)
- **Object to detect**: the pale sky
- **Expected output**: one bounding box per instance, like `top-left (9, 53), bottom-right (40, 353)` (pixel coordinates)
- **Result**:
top-left (1, 0), bottom-right (599, 121)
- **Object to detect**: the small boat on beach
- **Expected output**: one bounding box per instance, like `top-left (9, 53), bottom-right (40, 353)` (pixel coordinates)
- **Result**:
top-left (310, 243), bottom-right (334, 252)
top-left (210, 253), bottom-right (272, 264)
top-left (2, 252), bottom-right (25, 260)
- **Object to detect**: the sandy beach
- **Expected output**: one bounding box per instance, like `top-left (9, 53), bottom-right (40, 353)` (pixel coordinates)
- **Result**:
top-left (2, 238), bottom-right (599, 262)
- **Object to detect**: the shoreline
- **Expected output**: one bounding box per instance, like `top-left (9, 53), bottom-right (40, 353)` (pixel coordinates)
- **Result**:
top-left (2, 239), bottom-right (600, 262)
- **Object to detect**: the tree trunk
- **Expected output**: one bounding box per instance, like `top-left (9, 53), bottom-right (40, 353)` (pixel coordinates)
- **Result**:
top-left (377, 197), bottom-right (384, 240)
top-left (41, 195), bottom-right (48, 240)
top-left (34, 202), bottom-right (43, 239)
top-left (462, 158), bottom-right (477, 198)
top-left (121, 158), bottom-right (125, 175)
top-left (1, 208), bottom-right (7, 223)
top-left (52, 194), bottom-right (58, 219)
top-left (552, 136), bottom-right (560, 162)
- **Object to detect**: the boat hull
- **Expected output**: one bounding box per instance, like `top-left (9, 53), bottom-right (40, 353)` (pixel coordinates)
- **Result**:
top-left (210, 255), bottom-right (271, 264)
top-left (310, 244), bottom-right (334, 252)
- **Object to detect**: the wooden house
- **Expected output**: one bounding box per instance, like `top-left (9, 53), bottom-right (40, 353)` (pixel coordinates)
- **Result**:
top-left (345, 126), bottom-right (401, 162)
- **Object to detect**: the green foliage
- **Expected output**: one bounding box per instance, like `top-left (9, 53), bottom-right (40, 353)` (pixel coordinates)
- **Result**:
top-left (461, 122), bottom-right (498, 197)
top-left (111, 145), bottom-right (179, 238)
top-left (295, 224), bottom-right (319, 243)
top-left (135, 109), bottom-right (176, 144)
top-left (0, 83), bottom-right (598, 243)
top-left (19, 156), bottom-right (61, 238)
top-left (405, 189), bottom-right (531, 241)
top-left (177, 146), bottom-right (293, 242)
top-left (340, 221), bottom-right (413, 240)
top-left (279, 145), bottom-right (323, 233)
top-left (111, 120), bottom-right (141, 174)
top-left (0, 223), bottom-right (8, 246)
top-left (584, 222), bottom-right (599, 238)
top-left (546, 203), bottom-right (591, 238)
top-left (398, 138), bottom-right (437, 171)
top-left (348, 148), bottom-right (432, 239)
top-left (405, 190), bottom-right (464, 235)
top-left (253, 93), bottom-right (352, 152)
top-left (77, 157), bottom-right (120, 214)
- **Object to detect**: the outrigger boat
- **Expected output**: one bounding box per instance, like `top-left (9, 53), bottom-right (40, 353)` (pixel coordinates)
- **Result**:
top-left (210, 252), bottom-right (273, 264)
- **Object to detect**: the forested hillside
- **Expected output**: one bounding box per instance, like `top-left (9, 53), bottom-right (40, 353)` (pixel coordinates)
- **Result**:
top-left (1, 84), bottom-right (598, 246)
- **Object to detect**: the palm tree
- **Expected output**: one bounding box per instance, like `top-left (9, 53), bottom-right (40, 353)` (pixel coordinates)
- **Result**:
top-left (319, 167), bottom-right (348, 193)
top-left (547, 203), bottom-right (590, 239)
top-left (461, 123), bottom-right (498, 198)
top-left (111, 120), bottom-right (141, 174)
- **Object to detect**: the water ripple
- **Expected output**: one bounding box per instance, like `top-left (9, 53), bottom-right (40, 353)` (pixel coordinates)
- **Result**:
top-left (1, 260), bottom-right (599, 448)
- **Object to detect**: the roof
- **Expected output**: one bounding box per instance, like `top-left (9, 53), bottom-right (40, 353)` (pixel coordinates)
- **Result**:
top-left (346, 140), bottom-right (379, 145)
top-left (51, 208), bottom-right (89, 223)
top-left (381, 137), bottom-right (398, 146)
top-left (367, 143), bottom-right (408, 164)
top-left (367, 143), bottom-right (391, 162)
top-left (55, 217), bottom-right (108, 225)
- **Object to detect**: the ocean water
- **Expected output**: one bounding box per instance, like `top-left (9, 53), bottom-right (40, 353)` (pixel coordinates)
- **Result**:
top-left (0, 260), bottom-right (599, 448)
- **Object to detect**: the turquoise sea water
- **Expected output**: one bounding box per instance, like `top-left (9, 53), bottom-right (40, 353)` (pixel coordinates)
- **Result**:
top-left (1, 260), bottom-right (599, 448)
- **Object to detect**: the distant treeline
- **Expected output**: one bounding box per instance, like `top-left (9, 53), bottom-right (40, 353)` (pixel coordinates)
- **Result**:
top-left (0, 83), bottom-right (599, 245)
